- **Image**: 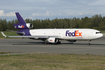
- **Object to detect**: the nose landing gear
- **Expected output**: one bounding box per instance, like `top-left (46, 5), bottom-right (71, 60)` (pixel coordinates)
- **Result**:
top-left (88, 40), bottom-right (91, 45)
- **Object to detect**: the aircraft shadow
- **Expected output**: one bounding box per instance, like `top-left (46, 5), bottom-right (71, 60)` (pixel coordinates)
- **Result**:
top-left (13, 42), bottom-right (105, 46)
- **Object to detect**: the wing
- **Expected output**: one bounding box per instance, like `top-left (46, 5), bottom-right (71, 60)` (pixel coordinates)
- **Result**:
top-left (1, 32), bottom-right (60, 39)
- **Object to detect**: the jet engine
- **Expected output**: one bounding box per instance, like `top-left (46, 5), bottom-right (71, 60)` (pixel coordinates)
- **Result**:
top-left (26, 23), bottom-right (33, 28)
top-left (47, 38), bottom-right (59, 43)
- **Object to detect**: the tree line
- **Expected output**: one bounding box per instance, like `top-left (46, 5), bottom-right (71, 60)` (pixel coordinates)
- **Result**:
top-left (0, 14), bottom-right (105, 31)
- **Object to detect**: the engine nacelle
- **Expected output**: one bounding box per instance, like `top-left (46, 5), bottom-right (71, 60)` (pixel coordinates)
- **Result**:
top-left (47, 38), bottom-right (56, 43)
top-left (26, 23), bottom-right (33, 28)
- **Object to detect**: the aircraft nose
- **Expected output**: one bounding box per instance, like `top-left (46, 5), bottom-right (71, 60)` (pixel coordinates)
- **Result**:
top-left (101, 33), bottom-right (103, 37)
top-left (99, 33), bottom-right (103, 38)
top-left (95, 33), bottom-right (103, 38)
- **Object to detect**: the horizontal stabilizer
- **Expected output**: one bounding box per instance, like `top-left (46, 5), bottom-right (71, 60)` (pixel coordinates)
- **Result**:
top-left (1, 32), bottom-right (7, 38)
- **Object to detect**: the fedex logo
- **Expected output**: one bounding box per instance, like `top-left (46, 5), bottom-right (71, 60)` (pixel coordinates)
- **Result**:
top-left (18, 25), bottom-right (24, 28)
top-left (50, 39), bottom-right (53, 41)
top-left (66, 30), bottom-right (82, 37)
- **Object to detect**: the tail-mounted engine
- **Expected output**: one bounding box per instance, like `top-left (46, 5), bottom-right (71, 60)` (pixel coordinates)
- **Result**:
top-left (26, 23), bottom-right (33, 28)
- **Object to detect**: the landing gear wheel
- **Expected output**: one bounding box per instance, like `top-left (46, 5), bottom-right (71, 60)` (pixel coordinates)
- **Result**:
top-left (88, 43), bottom-right (91, 45)
top-left (88, 40), bottom-right (91, 45)
top-left (57, 41), bottom-right (61, 44)
top-left (44, 39), bottom-right (48, 44)
top-left (56, 39), bottom-right (61, 44)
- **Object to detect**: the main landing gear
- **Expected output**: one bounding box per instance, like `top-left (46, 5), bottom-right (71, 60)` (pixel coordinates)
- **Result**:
top-left (56, 41), bottom-right (61, 44)
top-left (44, 39), bottom-right (48, 44)
top-left (88, 40), bottom-right (91, 45)
top-left (55, 39), bottom-right (61, 44)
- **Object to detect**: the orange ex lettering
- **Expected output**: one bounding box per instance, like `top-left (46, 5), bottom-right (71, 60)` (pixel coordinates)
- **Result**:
top-left (75, 30), bottom-right (82, 37)
top-left (21, 25), bottom-right (24, 28)
top-left (50, 39), bottom-right (53, 41)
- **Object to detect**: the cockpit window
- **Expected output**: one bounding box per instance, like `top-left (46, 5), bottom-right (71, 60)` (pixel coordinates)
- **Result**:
top-left (96, 32), bottom-right (101, 34)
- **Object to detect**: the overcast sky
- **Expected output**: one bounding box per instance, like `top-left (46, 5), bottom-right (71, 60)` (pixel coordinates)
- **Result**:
top-left (0, 0), bottom-right (105, 20)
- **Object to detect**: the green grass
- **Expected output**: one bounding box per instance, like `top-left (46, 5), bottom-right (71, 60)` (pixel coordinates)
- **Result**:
top-left (0, 53), bottom-right (105, 70)
top-left (101, 30), bottom-right (105, 33)
top-left (0, 52), bottom-right (12, 54)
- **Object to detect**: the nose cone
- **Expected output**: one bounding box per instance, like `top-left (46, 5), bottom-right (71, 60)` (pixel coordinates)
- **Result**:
top-left (97, 33), bottom-right (103, 38)
top-left (101, 33), bottom-right (103, 37)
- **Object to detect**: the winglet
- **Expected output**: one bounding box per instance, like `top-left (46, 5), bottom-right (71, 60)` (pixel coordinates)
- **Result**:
top-left (1, 32), bottom-right (7, 38)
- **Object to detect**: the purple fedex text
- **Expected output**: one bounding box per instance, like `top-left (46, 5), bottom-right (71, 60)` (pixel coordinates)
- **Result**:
top-left (66, 30), bottom-right (75, 37)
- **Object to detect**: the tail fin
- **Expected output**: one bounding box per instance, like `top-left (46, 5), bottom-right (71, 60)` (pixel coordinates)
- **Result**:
top-left (15, 12), bottom-right (26, 24)
top-left (14, 12), bottom-right (29, 29)
top-left (14, 12), bottom-right (31, 36)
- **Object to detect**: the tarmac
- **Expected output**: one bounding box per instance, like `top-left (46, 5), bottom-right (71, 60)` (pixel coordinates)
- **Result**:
top-left (0, 37), bottom-right (105, 55)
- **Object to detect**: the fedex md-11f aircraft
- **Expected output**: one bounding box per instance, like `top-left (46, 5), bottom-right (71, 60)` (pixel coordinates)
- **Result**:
top-left (1, 12), bottom-right (103, 45)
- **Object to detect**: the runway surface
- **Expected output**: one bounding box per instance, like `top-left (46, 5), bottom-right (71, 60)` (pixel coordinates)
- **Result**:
top-left (0, 37), bottom-right (105, 55)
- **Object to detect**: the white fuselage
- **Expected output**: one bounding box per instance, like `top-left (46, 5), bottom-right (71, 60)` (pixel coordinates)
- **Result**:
top-left (29, 29), bottom-right (103, 40)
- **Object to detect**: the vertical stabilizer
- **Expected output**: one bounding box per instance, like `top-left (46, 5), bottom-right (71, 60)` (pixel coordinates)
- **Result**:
top-left (14, 12), bottom-right (28, 29)
top-left (15, 12), bottom-right (26, 24)
top-left (14, 12), bottom-right (31, 36)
